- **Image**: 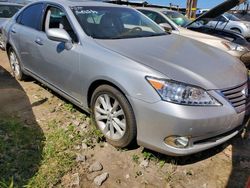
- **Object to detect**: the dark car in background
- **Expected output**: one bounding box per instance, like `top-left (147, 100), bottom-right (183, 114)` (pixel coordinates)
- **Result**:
top-left (0, 2), bottom-right (23, 49)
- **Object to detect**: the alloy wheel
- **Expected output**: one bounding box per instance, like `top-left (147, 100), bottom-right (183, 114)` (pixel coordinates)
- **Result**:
top-left (94, 94), bottom-right (126, 140)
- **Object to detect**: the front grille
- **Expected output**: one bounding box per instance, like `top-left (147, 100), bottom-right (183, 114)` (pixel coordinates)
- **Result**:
top-left (221, 82), bottom-right (249, 113)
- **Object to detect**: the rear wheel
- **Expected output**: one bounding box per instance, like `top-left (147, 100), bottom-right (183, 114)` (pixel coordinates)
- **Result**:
top-left (91, 85), bottom-right (136, 147)
top-left (8, 47), bottom-right (26, 80)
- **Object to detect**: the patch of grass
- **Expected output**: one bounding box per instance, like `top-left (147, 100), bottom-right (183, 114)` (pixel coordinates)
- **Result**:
top-left (82, 126), bottom-right (105, 148)
top-left (64, 103), bottom-right (76, 113)
top-left (132, 154), bottom-right (140, 164)
top-left (142, 151), bottom-right (157, 161)
top-left (158, 160), bottom-right (165, 168)
top-left (0, 178), bottom-right (14, 188)
top-left (26, 120), bottom-right (81, 187)
top-left (0, 118), bottom-right (44, 187)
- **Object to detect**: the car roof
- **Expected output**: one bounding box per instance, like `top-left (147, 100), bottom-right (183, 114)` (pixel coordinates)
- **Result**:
top-left (36, 0), bottom-right (124, 7)
top-left (0, 2), bottom-right (24, 6)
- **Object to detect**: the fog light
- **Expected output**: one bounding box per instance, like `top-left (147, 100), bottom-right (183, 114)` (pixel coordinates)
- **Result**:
top-left (164, 136), bottom-right (190, 148)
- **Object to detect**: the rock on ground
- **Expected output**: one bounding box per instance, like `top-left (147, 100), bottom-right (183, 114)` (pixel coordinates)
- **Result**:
top-left (89, 161), bottom-right (103, 172)
top-left (94, 172), bottom-right (109, 186)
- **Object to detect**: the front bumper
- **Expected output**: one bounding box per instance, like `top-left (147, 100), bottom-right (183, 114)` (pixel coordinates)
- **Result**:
top-left (131, 93), bottom-right (249, 156)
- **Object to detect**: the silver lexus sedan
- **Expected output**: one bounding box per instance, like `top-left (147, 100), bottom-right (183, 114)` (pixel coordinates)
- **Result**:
top-left (4, 0), bottom-right (250, 156)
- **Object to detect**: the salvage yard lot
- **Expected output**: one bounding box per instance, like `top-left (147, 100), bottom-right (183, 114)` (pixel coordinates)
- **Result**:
top-left (0, 50), bottom-right (249, 188)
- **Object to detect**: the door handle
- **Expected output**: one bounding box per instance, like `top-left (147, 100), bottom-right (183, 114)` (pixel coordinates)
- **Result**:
top-left (11, 28), bottom-right (16, 34)
top-left (35, 38), bottom-right (43, 45)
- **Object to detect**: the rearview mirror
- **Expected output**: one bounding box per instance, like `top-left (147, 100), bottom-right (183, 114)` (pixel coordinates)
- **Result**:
top-left (159, 23), bottom-right (172, 33)
top-left (46, 28), bottom-right (73, 50)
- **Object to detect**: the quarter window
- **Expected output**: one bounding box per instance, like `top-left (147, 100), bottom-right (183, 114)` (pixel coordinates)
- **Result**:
top-left (18, 3), bottom-right (43, 30)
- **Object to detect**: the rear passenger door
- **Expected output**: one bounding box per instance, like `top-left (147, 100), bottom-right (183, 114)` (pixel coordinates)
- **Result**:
top-left (16, 3), bottom-right (44, 72)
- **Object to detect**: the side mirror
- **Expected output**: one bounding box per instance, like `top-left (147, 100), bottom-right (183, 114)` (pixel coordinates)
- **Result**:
top-left (46, 28), bottom-right (73, 50)
top-left (159, 23), bottom-right (172, 33)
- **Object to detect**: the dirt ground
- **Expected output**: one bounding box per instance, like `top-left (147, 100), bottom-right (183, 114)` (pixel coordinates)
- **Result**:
top-left (0, 50), bottom-right (249, 188)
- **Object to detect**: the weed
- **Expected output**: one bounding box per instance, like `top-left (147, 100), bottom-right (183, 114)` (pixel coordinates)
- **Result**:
top-left (158, 160), bottom-right (165, 168)
top-left (64, 103), bottom-right (76, 113)
top-left (0, 178), bottom-right (14, 188)
top-left (132, 154), bottom-right (140, 164)
top-left (82, 127), bottom-right (105, 148)
top-left (142, 151), bottom-right (157, 161)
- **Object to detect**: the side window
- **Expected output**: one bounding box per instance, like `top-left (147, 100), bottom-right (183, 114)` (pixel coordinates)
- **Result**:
top-left (139, 10), bottom-right (165, 24)
top-left (18, 3), bottom-right (43, 30)
top-left (44, 6), bottom-right (78, 43)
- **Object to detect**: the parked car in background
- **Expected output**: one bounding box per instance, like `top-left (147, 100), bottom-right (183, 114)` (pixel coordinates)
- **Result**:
top-left (5, 0), bottom-right (249, 156)
top-left (187, 0), bottom-right (250, 39)
top-left (0, 2), bottom-right (23, 50)
top-left (205, 13), bottom-right (250, 38)
top-left (196, 9), bottom-right (209, 17)
top-left (137, 7), bottom-right (250, 67)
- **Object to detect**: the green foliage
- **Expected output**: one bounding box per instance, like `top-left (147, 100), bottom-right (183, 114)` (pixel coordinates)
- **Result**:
top-left (0, 118), bottom-right (44, 187)
top-left (142, 151), bottom-right (157, 161)
top-left (82, 127), bottom-right (105, 148)
top-left (26, 120), bottom-right (81, 187)
top-left (64, 103), bottom-right (76, 113)
top-left (132, 154), bottom-right (140, 164)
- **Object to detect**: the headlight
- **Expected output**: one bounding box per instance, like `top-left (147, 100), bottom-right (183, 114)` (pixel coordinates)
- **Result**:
top-left (146, 77), bottom-right (221, 106)
top-left (222, 41), bottom-right (246, 52)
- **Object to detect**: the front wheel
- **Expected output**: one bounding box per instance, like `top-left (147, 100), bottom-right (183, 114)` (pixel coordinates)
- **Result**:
top-left (90, 85), bottom-right (136, 148)
top-left (8, 47), bottom-right (26, 80)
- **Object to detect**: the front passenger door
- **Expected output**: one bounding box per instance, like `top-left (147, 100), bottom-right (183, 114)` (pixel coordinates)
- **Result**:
top-left (34, 5), bottom-right (82, 102)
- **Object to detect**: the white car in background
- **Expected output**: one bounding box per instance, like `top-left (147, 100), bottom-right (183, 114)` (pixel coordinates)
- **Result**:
top-left (206, 13), bottom-right (250, 38)
top-left (137, 8), bottom-right (250, 67)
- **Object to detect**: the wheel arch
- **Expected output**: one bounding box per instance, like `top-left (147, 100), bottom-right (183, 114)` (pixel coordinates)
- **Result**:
top-left (230, 27), bottom-right (242, 33)
top-left (87, 79), bottom-right (129, 108)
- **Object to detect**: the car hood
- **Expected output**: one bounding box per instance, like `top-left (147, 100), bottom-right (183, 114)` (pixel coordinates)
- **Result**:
top-left (177, 27), bottom-right (229, 51)
top-left (95, 34), bottom-right (247, 90)
top-left (186, 0), bottom-right (246, 27)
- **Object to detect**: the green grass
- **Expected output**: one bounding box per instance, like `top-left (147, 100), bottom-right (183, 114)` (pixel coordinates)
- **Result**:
top-left (0, 118), bottom-right (43, 187)
top-left (63, 103), bottom-right (76, 113)
top-left (0, 118), bottom-right (83, 188)
top-left (26, 120), bottom-right (81, 188)
top-left (132, 154), bottom-right (140, 164)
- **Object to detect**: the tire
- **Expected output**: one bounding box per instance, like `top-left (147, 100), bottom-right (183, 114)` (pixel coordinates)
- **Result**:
top-left (90, 85), bottom-right (136, 148)
top-left (8, 47), bottom-right (26, 81)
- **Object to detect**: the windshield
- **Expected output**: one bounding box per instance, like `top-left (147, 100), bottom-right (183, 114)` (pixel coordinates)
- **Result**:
top-left (162, 11), bottom-right (191, 27)
top-left (224, 13), bottom-right (241, 21)
top-left (71, 6), bottom-right (166, 39)
top-left (0, 5), bottom-right (22, 18)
